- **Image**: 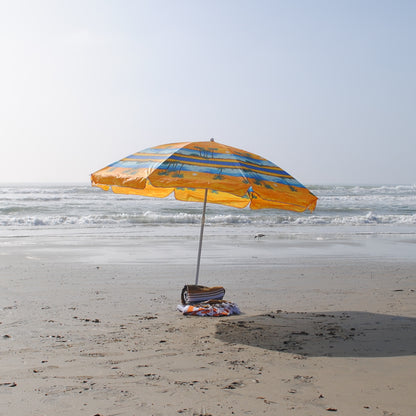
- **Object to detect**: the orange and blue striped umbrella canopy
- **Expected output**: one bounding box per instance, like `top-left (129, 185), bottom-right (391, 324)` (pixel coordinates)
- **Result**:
top-left (91, 140), bottom-right (317, 212)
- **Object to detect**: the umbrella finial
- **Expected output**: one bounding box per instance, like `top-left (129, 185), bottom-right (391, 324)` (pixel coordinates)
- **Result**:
top-left (210, 138), bottom-right (215, 142)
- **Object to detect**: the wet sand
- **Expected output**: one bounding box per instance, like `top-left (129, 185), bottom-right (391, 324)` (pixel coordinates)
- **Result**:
top-left (1, 233), bottom-right (415, 415)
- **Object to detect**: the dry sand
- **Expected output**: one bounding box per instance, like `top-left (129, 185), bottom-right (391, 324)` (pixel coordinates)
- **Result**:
top-left (1, 233), bottom-right (415, 415)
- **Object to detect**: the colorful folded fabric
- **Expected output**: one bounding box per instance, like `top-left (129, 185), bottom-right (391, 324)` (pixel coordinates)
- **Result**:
top-left (181, 285), bottom-right (225, 305)
top-left (177, 300), bottom-right (240, 317)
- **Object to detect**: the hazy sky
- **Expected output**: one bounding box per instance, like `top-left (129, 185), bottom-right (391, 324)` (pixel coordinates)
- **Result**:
top-left (1, 0), bottom-right (415, 184)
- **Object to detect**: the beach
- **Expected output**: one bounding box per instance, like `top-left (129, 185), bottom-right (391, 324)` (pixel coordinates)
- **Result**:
top-left (2, 0), bottom-right (415, 412)
top-left (1, 225), bottom-right (415, 416)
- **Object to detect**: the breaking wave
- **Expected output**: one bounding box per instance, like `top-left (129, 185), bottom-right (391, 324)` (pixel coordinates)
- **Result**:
top-left (2, 211), bottom-right (415, 228)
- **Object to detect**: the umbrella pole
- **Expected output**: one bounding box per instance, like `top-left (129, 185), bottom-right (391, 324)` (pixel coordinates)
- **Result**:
top-left (195, 188), bottom-right (208, 285)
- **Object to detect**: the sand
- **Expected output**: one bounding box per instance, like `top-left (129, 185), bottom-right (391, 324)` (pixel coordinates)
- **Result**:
top-left (1, 231), bottom-right (415, 415)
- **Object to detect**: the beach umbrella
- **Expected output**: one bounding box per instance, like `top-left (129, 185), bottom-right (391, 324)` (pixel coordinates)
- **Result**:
top-left (91, 139), bottom-right (318, 284)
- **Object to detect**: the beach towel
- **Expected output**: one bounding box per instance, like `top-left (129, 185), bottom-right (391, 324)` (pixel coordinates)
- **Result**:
top-left (181, 285), bottom-right (225, 305)
top-left (177, 300), bottom-right (240, 317)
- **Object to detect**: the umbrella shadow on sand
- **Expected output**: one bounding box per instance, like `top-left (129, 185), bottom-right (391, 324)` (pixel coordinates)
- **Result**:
top-left (215, 311), bottom-right (416, 357)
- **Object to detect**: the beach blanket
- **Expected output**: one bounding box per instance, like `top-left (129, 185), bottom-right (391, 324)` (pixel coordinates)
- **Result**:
top-left (181, 285), bottom-right (225, 305)
top-left (177, 300), bottom-right (240, 317)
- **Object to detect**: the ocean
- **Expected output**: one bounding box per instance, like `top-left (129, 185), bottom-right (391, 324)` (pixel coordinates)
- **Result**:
top-left (1, 183), bottom-right (415, 261)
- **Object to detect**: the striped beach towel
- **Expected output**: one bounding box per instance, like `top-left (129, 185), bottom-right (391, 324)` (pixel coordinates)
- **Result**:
top-left (177, 300), bottom-right (240, 317)
top-left (181, 285), bottom-right (225, 305)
